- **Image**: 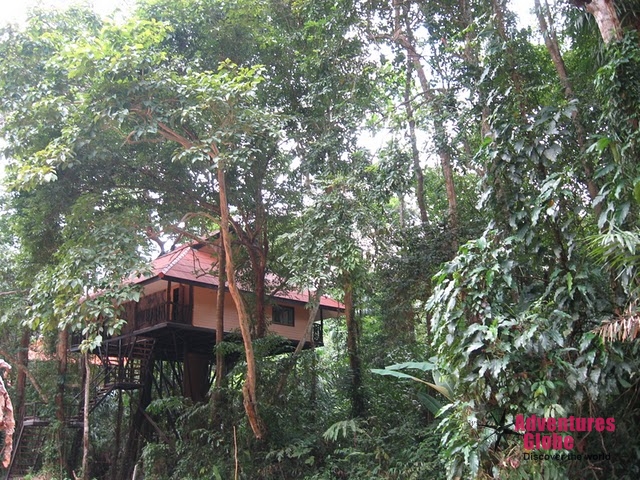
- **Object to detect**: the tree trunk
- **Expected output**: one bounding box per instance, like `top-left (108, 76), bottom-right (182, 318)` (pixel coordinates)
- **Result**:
top-left (149, 105), bottom-right (267, 438)
top-left (16, 328), bottom-right (30, 429)
top-left (535, 0), bottom-right (601, 211)
top-left (310, 348), bottom-right (318, 410)
top-left (535, 0), bottom-right (575, 98)
top-left (491, 0), bottom-right (527, 114)
top-left (82, 351), bottom-right (91, 480)
top-left (344, 280), bottom-right (364, 418)
top-left (274, 289), bottom-right (323, 398)
top-left (56, 327), bottom-right (69, 477)
top-left (253, 188), bottom-right (269, 339)
top-left (440, 149), bottom-right (458, 243)
top-left (119, 360), bottom-right (154, 479)
top-left (229, 169), bottom-right (269, 339)
top-left (249, 243), bottom-right (268, 339)
top-left (491, 0), bottom-right (509, 41)
top-left (110, 390), bottom-right (123, 480)
top-left (394, 2), bottom-right (458, 245)
top-left (403, 57), bottom-right (428, 225)
top-left (215, 240), bottom-right (227, 390)
top-left (583, 0), bottom-right (623, 44)
top-left (217, 156), bottom-right (266, 440)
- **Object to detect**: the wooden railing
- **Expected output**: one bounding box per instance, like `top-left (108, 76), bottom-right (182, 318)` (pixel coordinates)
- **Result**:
top-left (121, 302), bottom-right (193, 334)
top-left (70, 302), bottom-right (193, 348)
top-left (313, 321), bottom-right (324, 345)
top-left (21, 402), bottom-right (49, 424)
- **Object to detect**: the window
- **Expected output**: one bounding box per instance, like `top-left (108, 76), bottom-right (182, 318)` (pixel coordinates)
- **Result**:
top-left (272, 305), bottom-right (295, 326)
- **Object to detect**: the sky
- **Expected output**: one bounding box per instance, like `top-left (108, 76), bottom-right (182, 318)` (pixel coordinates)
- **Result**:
top-left (0, 0), bottom-right (132, 26)
top-left (0, 0), bottom-right (536, 27)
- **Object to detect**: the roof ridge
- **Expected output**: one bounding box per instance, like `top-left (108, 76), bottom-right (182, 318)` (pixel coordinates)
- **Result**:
top-left (161, 246), bottom-right (192, 276)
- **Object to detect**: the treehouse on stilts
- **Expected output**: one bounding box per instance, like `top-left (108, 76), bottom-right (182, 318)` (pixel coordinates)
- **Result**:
top-left (6, 237), bottom-right (341, 479)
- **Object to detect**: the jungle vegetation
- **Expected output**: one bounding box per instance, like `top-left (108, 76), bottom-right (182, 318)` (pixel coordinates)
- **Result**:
top-left (0, 0), bottom-right (639, 478)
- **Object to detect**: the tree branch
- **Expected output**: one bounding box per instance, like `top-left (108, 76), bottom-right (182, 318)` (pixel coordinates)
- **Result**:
top-left (0, 348), bottom-right (49, 404)
top-left (274, 288), bottom-right (323, 398)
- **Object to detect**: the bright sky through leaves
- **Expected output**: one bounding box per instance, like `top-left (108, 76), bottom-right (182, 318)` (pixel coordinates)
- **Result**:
top-left (0, 0), bottom-right (534, 27)
top-left (0, 0), bottom-right (132, 26)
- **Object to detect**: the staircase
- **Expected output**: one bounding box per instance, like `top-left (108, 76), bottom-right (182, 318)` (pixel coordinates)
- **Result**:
top-left (77, 337), bottom-right (156, 419)
top-left (5, 416), bottom-right (48, 479)
top-left (5, 338), bottom-right (156, 479)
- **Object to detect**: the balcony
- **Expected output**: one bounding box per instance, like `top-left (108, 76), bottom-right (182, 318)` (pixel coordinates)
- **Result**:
top-left (123, 302), bottom-right (193, 334)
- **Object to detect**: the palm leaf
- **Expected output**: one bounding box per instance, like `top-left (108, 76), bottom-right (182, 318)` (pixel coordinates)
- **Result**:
top-left (595, 314), bottom-right (640, 342)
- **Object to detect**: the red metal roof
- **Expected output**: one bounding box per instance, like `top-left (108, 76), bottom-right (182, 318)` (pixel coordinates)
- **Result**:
top-left (154, 243), bottom-right (220, 286)
top-left (138, 243), bottom-right (342, 310)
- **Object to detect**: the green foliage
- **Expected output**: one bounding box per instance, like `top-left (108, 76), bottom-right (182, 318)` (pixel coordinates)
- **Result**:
top-left (27, 219), bottom-right (148, 348)
top-left (588, 227), bottom-right (640, 295)
top-left (422, 29), bottom-right (640, 470)
top-left (275, 172), bottom-right (373, 292)
top-left (2, 1), bottom-right (640, 479)
top-left (591, 31), bottom-right (640, 231)
top-left (371, 361), bottom-right (453, 403)
top-left (141, 398), bottom-right (232, 480)
top-left (323, 419), bottom-right (363, 442)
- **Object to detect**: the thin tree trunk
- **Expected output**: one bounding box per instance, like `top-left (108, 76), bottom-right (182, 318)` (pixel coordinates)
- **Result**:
top-left (254, 188), bottom-right (269, 339)
top-left (487, 0), bottom-right (530, 229)
top-left (491, 0), bottom-right (527, 113)
top-left (536, 0), bottom-right (574, 99)
top-left (394, 2), bottom-right (458, 245)
top-left (16, 329), bottom-right (29, 424)
top-left (459, 0), bottom-right (490, 158)
top-left (250, 245), bottom-right (268, 339)
top-left (491, 0), bottom-right (509, 42)
top-left (535, 0), bottom-right (600, 210)
top-left (230, 170), bottom-right (269, 339)
top-left (119, 362), bottom-right (153, 479)
top-left (230, 228), bottom-right (268, 339)
top-left (310, 348), bottom-right (318, 410)
top-left (440, 150), bottom-right (458, 243)
top-left (82, 351), bottom-right (91, 480)
top-left (110, 390), bottom-right (123, 480)
top-left (404, 57), bottom-right (428, 225)
top-left (274, 289), bottom-right (323, 398)
top-left (344, 280), bottom-right (364, 418)
top-left (460, 0), bottom-right (474, 63)
top-left (217, 156), bottom-right (265, 440)
top-left (146, 100), bottom-right (266, 438)
top-left (213, 240), bottom-right (227, 413)
top-left (56, 327), bottom-right (69, 477)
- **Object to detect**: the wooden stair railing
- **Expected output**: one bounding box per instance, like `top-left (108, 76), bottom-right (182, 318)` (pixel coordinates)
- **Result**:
top-left (4, 411), bottom-right (48, 479)
top-left (72, 337), bottom-right (156, 422)
top-left (6, 338), bottom-right (156, 479)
